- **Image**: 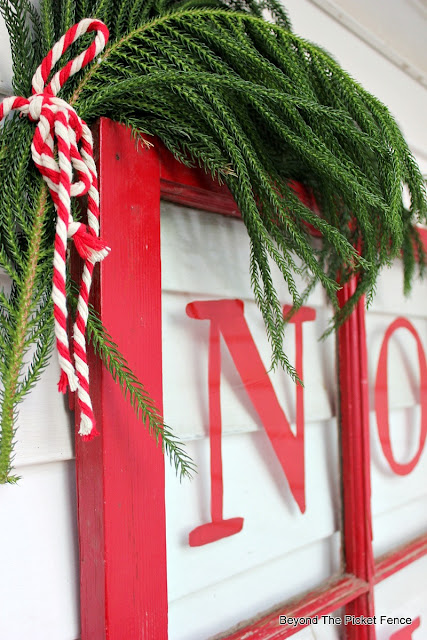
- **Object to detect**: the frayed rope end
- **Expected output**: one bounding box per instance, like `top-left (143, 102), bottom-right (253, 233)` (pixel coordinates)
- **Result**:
top-left (81, 428), bottom-right (100, 442)
top-left (57, 370), bottom-right (69, 394)
top-left (57, 369), bottom-right (78, 393)
top-left (79, 412), bottom-right (99, 440)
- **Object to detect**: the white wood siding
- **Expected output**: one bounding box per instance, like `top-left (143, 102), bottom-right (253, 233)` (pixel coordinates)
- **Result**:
top-left (0, 7), bottom-right (78, 639)
top-left (162, 205), bottom-right (341, 640)
top-left (375, 556), bottom-right (427, 638)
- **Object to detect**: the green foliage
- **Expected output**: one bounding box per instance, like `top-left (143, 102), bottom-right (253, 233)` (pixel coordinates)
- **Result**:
top-left (85, 302), bottom-right (196, 480)
top-left (0, 0), bottom-right (426, 481)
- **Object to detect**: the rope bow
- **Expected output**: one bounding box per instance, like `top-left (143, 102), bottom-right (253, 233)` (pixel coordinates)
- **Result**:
top-left (0, 19), bottom-right (110, 439)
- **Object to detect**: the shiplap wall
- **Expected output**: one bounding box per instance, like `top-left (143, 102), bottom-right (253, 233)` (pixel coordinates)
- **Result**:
top-left (0, 2), bottom-right (427, 639)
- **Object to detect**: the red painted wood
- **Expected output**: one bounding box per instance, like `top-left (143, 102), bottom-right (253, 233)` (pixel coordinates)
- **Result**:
top-left (375, 533), bottom-right (427, 583)
top-left (337, 279), bottom-right (375, 640)
top-left (74, 315), bottom-right (105, 639)
top-left (413, 226), bottom-right (427, 261)
top-left (75, 118), bottom-right (167, 639)
top-left (158, 142), bottom-right (321, 226)
top-left (416, 226), bottom-right (427, 248)
top-left (375, 316), bottom-right (427, 475)
top-left (219, 575), bottom-right (368, 639)
top-left (158, 142), bottom-right (239, 217)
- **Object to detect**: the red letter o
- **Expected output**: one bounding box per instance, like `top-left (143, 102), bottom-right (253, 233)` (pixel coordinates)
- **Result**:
top-left (375, 317), bottom-right (427, 475)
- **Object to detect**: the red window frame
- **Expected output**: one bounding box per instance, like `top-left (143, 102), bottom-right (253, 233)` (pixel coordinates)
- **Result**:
top-left (75, 118), bottom-right (427, 640)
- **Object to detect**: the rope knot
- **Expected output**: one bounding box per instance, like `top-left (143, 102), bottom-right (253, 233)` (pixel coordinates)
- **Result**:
top-left (27, 94), bottom-right (45, 121)
top-left (69, 222), bottom-right (110, 262)
top-left (0, 19), bottom-right (110, 439)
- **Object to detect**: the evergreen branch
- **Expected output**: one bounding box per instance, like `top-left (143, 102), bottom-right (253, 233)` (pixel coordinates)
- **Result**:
top-left (40, 0), bottom-right (56, 49)
top-left (59, 0), bottom-right (76, 34)
top-left (0, 248), bottom-right (19, 283)
top-left (16, 317), bottom-right (54, 399)
top-left (0, 185), bottom-right (49, 483)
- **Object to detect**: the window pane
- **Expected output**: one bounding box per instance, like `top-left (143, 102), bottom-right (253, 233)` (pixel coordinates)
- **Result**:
top-left (161, 202), bottom-right (342, 640)
top-left (366, 262), bottom-right (427, 556)
top-left (374, 556), bottom-right (427, 638)
top-left (315, 609), bottom-right (344, 640)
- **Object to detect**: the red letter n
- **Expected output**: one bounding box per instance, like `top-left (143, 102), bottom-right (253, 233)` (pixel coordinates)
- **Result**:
top-left (186, 299), bottom-right (315, 546)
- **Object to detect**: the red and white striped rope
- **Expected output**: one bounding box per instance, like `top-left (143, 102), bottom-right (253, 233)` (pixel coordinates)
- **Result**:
top-left (0, 19), bottom-right (110, 439)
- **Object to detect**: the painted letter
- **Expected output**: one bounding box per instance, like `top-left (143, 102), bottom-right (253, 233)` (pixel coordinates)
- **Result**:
top-left (375, 317), bottom-right (427, 475)
top-left (390, 617), bottom-right (421, 639)
top-left (186, 299), bottom-right (315, 545)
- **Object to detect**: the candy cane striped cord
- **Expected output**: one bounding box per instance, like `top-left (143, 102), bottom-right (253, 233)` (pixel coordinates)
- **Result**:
top-left (0, 19), bottom-right (110, 439)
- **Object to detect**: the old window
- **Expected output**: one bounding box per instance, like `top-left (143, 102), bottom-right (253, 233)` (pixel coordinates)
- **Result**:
top-left (75, 119), bottom-right (427, 640)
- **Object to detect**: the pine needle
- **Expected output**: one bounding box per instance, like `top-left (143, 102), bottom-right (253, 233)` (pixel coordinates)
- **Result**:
top-left (85, 303), bottom-right (196, 480)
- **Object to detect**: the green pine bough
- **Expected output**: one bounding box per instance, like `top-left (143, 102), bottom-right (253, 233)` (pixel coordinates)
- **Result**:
top-left (0, 0), bottom-right (426, 483)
